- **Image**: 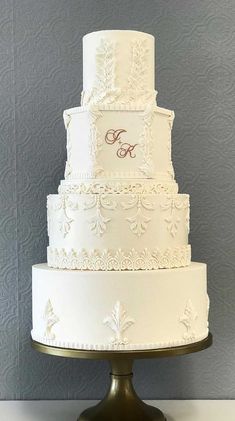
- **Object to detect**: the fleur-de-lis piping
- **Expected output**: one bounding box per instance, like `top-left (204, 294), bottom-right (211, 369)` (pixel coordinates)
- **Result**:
top-left (161, 196), bottom-right (188, 238)
top-left (179, 299), bottom-right (198, 341)
top-left (103, 301), bottom-right (135, 345)
top-left (52, 195), bottom-right (79, 238)
top-left (121, 194), bottom-right (155, 237)
top-left (83, 194), bottom-right (117, 237)
top-left (43, 299), bottom-right (59, 340)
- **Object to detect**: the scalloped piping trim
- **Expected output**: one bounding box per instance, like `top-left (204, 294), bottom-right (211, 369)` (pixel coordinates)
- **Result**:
top-left (58, 180), bottom-right (179, 195)
top-left (63, 103), bottom-right (172, 116)
top-left (65, 170), bottom-right (175, 180)
top-left (31, 330), bottom-right (208, 351)
top-left (62, 172), bottom-right (173, 181)
top-left (47, 245), bottom-right (191, 271)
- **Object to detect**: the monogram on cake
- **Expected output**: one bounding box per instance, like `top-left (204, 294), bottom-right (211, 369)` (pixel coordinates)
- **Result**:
top-left (32, 30), bottom-right (209, 350)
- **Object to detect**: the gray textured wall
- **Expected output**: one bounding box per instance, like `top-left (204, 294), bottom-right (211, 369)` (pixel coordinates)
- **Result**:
top-left (1, 0), bottom-right (234, 400)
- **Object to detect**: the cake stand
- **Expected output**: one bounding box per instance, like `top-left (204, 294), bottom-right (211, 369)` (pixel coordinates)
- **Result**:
top-left (32, 333), bottom-right (212, 421)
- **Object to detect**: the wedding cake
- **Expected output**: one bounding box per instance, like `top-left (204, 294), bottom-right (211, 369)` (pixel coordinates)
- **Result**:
top-left (31, 30), bottom-right (209, 350)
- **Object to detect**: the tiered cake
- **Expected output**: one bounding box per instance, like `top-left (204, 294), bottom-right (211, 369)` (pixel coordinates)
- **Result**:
top-left (32, 30), bottom-right (209, 350)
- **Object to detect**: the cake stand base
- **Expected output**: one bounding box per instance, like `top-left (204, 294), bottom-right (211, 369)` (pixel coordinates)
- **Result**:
top-left (32, 333), bottom-right (212, 421)
top-left (78, 359), bottom-right (165, 421)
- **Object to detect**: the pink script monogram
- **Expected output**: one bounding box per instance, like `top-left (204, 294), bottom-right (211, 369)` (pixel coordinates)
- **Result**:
top-left (105, 129), bottom-right (138, 159)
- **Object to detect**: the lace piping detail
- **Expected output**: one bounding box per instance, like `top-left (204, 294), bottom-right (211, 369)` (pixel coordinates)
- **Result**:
top-left (47, 245), bottom-right (191, 271)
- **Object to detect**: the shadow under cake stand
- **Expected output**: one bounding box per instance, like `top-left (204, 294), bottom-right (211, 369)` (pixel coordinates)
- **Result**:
top-left (32, 333), bottom-right (212, 421)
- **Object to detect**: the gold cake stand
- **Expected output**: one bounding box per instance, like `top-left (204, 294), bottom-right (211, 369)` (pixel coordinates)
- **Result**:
top-left (32, 333), bottom-right (212, 421)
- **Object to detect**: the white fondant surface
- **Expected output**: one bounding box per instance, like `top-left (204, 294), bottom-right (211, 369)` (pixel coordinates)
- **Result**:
top-left (32, 262), bottom-right (209, 350)
top-left (82, 30), bottom-right (155, 106)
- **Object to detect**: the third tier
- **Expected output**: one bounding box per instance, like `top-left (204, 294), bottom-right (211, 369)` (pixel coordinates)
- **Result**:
top-left (47, 192), bottom-right (191, 270)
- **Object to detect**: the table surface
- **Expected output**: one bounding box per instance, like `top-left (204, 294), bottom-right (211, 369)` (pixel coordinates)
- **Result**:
top-left (0, 400), bottom-right (233, 421)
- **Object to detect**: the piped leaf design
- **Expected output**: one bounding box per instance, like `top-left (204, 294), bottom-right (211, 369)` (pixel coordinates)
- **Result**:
top-left (83, 195), bottom-right (97, 210)
top-left (161, 196), bottom-right (188, 238)
top-left (84, 194), bottom-right (117, 238)
top-left (161, 196), bottom-right (186, 212)
top-left (96, 39), bottom-right (116, 92)
top-left (180, 299), bottom-right (198, 341)
top-left (103, 301), bottom-right (135, 345)
top-left (89, 39), bottom-right (121, 105)
top-left (121, 195), bottom-right (138, 210)
top-left (127, 208), bottom-right (151, 238)
top-left (81, 39), bottom-right (156, 106)
top-left (58, 214), bottom-right (74, 238)
top-left (164, 216), bottom-right (181, 238)
top-left (65, 197), bottom-right (80, 211)
top-left (121, 195), bottom-right (154, 237)
top-left (100, 195), bottom-right (117, 210)
top-left (44, 299), bottom-right (59, 340)
top-left (125, 40), bottom-right (150, 102)
top-left (141, 196), bottom-right (155, 211)
top-left (52, 195), bottom-right (79, 238)
top-left (89, 208), bottom-right (111, 237)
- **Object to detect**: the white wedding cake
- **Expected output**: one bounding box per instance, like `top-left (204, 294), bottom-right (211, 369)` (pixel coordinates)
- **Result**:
top-left (31, 30), bottom-right (209, 350)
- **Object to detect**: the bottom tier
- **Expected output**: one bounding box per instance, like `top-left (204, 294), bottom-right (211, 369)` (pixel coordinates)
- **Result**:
top-left (31, 262), bottom-right (209, 351)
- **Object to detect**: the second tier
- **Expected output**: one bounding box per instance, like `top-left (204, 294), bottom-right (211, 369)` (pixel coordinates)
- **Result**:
top-left (63, 104), bottom-right (176, 184)
top-left (47, 192), bottom-right (191, 270)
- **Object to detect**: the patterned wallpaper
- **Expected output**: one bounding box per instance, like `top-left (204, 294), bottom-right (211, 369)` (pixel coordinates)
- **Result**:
top-left (1, 0), bottom-right (235, 399)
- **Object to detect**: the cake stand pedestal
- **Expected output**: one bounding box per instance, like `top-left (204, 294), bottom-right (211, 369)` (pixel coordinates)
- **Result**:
top-left (32, 333), bottom-right (212, 421)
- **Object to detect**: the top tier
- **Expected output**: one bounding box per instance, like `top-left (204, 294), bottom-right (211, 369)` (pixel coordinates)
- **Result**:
top-left (81, 30), bottom-right (156, 106)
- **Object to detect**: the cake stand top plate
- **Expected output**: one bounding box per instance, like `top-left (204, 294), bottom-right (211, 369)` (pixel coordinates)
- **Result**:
top-left (31, 333), bottom-right (212, 360)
